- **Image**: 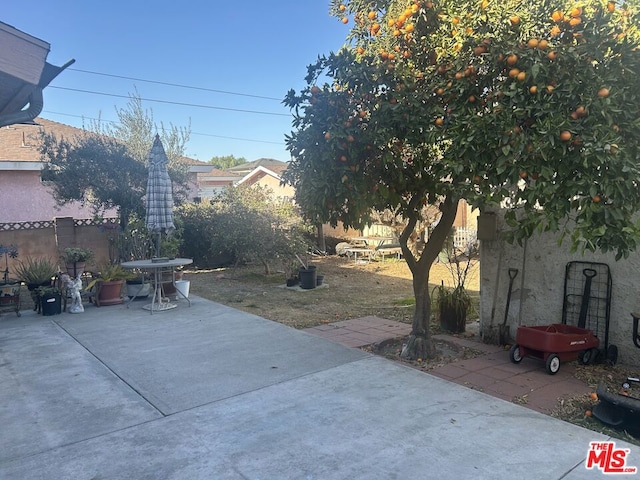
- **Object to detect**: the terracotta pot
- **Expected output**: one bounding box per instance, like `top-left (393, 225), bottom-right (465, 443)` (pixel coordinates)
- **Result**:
top-left (97, 280), bottom-right (124, 306)
top-left (66, 262), bottom-right (86, 278)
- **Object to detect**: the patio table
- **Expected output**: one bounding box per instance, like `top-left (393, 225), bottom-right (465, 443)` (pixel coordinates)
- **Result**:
top-left (121, 258), bottom-right (193, 314)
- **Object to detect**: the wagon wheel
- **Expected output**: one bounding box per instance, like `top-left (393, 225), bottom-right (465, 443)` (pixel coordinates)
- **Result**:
top-left (509, 344), bottom-right (523, 364)
top-left (545, 354), bottom-right (561, 375)
top-left (578, 348), bottom-right (597, 365)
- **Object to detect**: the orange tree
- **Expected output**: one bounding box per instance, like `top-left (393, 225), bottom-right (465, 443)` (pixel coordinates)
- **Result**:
top-left (283, 0), bottom-right (640, 359)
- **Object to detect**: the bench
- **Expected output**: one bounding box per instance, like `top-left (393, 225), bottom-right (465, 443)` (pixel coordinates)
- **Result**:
top-left (344, 247), bottom-right (376, 263)
top-left (375, 243), bottom-right (402, 260)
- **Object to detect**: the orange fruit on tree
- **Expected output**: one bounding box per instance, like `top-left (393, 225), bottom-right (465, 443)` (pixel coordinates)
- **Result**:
top-left (547, 50), bottom-right (557, 60)
top-left (356, 46), bottom-right (365, 55)
top-left (585, 410), bottom-right (593, 417)
top-left (575, 106), bottom-right (586, 116)
top-left (550, 26), bottom-right (561, 37)
top-left (538, 39), bottom-right (548, 50)
top-left (452, 16), bottom-right (460, 25)
top-left (598, 87), bottom-right (610, 98)
top-left (571, 6), bottom-right (582, 17)
top-left (560, 130), bottom-right (572, 141)
top-left (368, 11), bottom-right (377, 20)
top-left (569, 17), bottom-right (582, 26)
top-left (506, 54), bottom-right (518, 65)
top-left (607, 1), bottom-right (616, 12)
top-left (509, 68), bottom-right (520, 78)
top-left (468, 95), bottom-right (476, 103)
top-left (405, 23), bottom-right (415, 33)
top-left (339, 4), bottom-right (346, 12)
top-left (341, 17), bottom-right (349, 24)
top-left (516, 71), bottom-right (526, 82)
top-left (527, 38), bottom-right (539, 48)
top-left (593, 194), bottom-right (601, 203)
top-left (510, 16), bottom-right (520, 25)
top-left (474, 45), bottom-right (487, 55)
top-left (551, 10), bottom-right (564, 22)
top-left (520, 171), bottom-right (528, 179)
top-left (529, 85), bottom-right (538, 94)
top-left (435, 117), bottom-right (444, 126)
top-left (589, 392), bottom-right (599, 401)
top-left (546, 85), bottom-right (555, 93)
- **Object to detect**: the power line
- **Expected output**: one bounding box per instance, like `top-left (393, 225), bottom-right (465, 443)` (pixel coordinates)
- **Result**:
top-left (42, 111), bottom-right (285, 146)
top-left (67, 67), bottom-right (283, 102)
top-left (49, 86), bottom-right (290, 117)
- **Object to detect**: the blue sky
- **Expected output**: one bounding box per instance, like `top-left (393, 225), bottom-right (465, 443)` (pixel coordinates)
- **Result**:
top-left (4, 1), bottom-right (349, 163)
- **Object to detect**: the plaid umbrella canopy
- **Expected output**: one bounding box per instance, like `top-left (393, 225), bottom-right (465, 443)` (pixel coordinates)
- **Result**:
top-left (145, 134), bottom-right (175, 257)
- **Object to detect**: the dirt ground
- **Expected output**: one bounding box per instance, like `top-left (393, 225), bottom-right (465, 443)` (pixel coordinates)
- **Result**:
top-left (187, 254), bottom-right (480, 330)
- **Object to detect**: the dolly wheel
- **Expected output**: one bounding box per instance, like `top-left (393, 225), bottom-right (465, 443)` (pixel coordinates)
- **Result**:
top-left (509, 344), bottom-right (523, 364)
top-left (546, 354), bottom-right (561, 375)
top-left (606, 345), bottom-right (618, 366)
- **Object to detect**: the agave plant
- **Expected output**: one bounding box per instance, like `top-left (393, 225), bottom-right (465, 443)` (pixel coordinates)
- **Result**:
top-left (14, 257), bottom-right (58, 286)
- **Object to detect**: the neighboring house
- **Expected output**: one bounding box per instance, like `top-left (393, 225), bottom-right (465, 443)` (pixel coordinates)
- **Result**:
top-left (0, 117), bottom-right (207, 223)
top-left (196, 158), bottom-right (293, 203)
top-left (196, 168), bottom-right (242, 199)
top-left (236, 162), bottom-right (294, 203)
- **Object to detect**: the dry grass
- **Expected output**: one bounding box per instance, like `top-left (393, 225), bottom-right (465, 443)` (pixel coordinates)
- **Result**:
top-left (187, 254), bottom-right (479, 329)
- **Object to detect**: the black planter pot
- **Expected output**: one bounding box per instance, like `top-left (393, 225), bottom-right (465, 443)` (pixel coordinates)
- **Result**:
top-left (286, 277), bottom-right (299, 287)
top-left (41, 293), bottom-right (62, 316)
top-left (298, 266), bottom-right (317, 290)
top-left (439, 303), bottom-right (467, 334)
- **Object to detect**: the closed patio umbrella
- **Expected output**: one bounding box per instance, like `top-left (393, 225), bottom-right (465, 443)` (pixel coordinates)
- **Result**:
top-left (145, 134), bottom-right (174, 257)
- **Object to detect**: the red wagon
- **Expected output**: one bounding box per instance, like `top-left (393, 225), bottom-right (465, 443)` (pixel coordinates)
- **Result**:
top-left (509, 323), bottom-right (600, 374)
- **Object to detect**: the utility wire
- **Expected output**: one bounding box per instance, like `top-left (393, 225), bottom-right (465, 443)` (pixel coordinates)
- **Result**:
top-left (49, 86), bottom-right (290, 117)
top-left (42, 111), bottom-right (285, 146)
top-left (67, 67), bottom-right (283, 101)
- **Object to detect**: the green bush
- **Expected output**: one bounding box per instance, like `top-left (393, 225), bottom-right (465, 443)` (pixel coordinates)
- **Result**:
top-left (176, 185), bottom-right (312, 272)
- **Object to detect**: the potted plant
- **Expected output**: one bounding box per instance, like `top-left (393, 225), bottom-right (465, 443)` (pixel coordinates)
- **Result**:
top-left (0, 243), bottom-right (18, 285)
top-left (61, 247), bottom-right (94, 278)
top-left (36, 285), bottom-right (62, 316)
top-left (0, 244), bottom-right (21, 316)
top-left (434, 282), bottom-right (471, 334)
top-left (14, 257), bottom-right (57, 311)
top-left (86, 264), bottom-right (135, 306)
top-left (284, 259), bottom-right (299, 287)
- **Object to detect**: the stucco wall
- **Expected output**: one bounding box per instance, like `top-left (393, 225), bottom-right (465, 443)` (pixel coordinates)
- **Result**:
top-left (0, 171), bottom-right (106, 222)
top-left (480, 211), bottom-right (640, 367)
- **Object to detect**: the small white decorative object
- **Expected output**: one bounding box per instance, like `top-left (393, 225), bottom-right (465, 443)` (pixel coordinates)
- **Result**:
top-left (68, 276), bottom-right (84, 313)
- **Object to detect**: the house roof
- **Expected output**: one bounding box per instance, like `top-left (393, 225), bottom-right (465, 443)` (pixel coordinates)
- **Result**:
top-left (0, 117), bottom-right (83, 162)
top-left (226, 158), bottom-right (288, 174)
top-left (0, 117), bottom-right (203, 171)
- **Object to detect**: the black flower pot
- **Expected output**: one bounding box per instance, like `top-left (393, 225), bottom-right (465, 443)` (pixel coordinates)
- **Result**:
top-left (298, 266), bottom-right (317, 290)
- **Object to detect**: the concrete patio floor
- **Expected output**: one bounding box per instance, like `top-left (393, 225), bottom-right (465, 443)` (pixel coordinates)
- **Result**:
top-left (1, 296), bottom-right (638, 479)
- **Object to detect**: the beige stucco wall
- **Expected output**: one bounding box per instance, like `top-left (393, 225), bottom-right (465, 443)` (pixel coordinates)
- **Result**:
top-left (480, 211), bottom-right (640, 367)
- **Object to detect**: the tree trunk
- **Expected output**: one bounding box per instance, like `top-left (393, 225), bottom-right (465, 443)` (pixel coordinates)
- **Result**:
top-left (400, 195), bottom-right (459, 360)
top-left (317, 223), bottom-right (326, 253)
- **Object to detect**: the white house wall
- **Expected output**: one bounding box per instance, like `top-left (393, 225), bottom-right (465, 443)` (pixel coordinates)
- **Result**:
top-left (480, 211), bottom-right (640, 367)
